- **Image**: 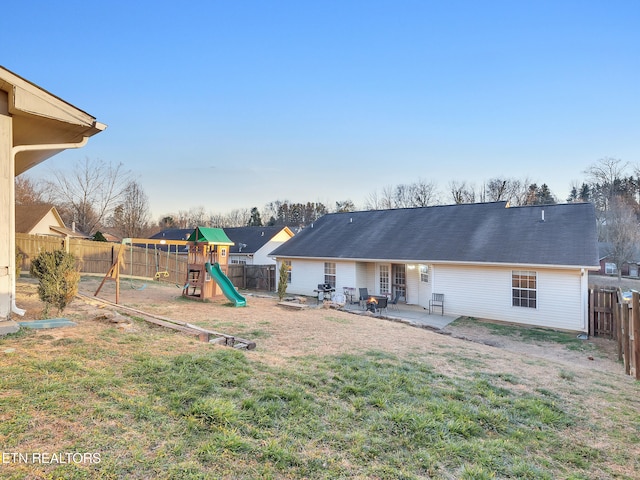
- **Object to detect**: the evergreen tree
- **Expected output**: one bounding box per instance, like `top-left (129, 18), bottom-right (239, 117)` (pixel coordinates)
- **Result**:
top-left (247, 207), bottom-right (263, 226)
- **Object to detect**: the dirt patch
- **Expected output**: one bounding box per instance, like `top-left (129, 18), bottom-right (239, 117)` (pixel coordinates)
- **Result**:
top-left (11, 275), bottom-right (625, 381)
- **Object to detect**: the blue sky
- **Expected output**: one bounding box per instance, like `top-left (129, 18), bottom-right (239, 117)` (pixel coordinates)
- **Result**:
top-left (4, 1), bottom-right (639, 218)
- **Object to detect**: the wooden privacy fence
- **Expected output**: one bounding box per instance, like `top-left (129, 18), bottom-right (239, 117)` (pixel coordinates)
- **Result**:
top-left (590, 286), bottom-right (640, 379)
top-left (589, 287), bottom-right (617, 339)
top-left (17, 233), bottom-right (189, 286)
top-left (16, 234), bottom-right (276, 292)
top-left (227, 264), bottom-right (276, 292)
top-left (614, 291), bottom-right (640, 380)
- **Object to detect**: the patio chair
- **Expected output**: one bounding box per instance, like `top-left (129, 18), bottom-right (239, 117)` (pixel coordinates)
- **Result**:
top-left (358, 288), bottom-right (369, 309)
top-left (389, 291), bottom-right (401, 311)
top-left (429, 293), bottom-right (444, 315)
top-left (343, 287), bottom-right (356, 304)
top-left (376, 296), bottom-right (388, 313)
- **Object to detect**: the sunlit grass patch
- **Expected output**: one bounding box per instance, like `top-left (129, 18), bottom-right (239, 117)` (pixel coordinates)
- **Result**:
top-left (1, 319), bottom-right (636, 479)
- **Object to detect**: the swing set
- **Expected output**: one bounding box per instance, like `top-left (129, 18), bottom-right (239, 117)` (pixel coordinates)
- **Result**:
top-left (95, 238), bottom-right (190, 304)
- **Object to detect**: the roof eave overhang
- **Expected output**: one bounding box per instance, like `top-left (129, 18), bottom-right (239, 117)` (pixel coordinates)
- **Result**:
top-left (1, 65), bottom-right (107, 175)
top-left (269, 255), bottom-right (600, 271)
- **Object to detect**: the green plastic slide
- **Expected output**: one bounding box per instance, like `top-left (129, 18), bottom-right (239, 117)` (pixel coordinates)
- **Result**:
top-left (205, 262), bottom-right (247, 307)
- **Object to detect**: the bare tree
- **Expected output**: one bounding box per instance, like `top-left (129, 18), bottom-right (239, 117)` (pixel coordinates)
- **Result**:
top-left (43, 158), bottom-right (131, 234)
top-left (225, 208), bottom-right (250, 227)
top-left (364, 190), bottom-right (383, 210)
top-left (109, 180), bottom-right (151, 238)
top-left (15, 174), bottom-right (46, 205)
top-left (393, 184), bottom-right (414, 208)
top-left (448, 181), bottom-right (477, 204)
top-left (605, 197), bottom-right (640, 281)
top-left (586, 157), bottom-right (629, 192)
top-left (409, 179), bottom-right (440, 207)
top-left (366, 180), bottom-right (439, 210)
top-left (208, 213), bottom-right (227, 228)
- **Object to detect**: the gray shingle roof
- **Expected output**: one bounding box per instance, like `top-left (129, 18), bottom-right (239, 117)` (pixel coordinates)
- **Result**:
top-left (224, 226), bottom-right (290, 254)
top-left (270, 202), bottom-right (599, 267)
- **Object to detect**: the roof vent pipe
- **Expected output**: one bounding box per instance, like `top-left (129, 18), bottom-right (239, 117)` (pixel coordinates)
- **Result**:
top-left (541, 209), bottom-right (545, 222)
top-left (350, 218), bottom-right (353, 223)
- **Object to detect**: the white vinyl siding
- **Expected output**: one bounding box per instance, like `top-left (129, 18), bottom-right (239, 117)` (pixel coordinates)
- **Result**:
top-left (430, 264), bottom-right (585, 331)
top-left (254, 230), bottom-right (294, 264)
top-left (280, 259), bottom-right (357, 298)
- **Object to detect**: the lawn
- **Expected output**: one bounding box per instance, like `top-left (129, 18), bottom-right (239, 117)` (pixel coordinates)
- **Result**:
top-left (0, 279), bottom-right (638, 479)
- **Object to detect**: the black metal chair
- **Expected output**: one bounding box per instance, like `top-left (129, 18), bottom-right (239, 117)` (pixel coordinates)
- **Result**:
top-left (376, 296), bottom-right (388, 313)
top-left (389, 291), bottom-right (401, 311)
top-left (359, 288), bottom-right (369, 309)
top-left (429, 293), bottom-right (444, 315)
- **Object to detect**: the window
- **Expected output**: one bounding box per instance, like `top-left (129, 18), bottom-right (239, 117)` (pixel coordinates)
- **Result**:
top-left (420, 265), bottom-right (429, 283)
top-left (512, 270), bottom-right (537, 308)
top-left (220, 247), bottom-right (226, 257)
top-left (605, 263), bottom-right (617, 275)
top-left (379, 265), bottom-right (389, 294)
top-left (324, 262), bottom-right (336, 287)
top-left (284, 260), bottom-right (292, 283)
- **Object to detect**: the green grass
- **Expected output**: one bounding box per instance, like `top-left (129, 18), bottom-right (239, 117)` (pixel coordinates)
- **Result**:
top-left (0, 326), bottom-right (638, 478)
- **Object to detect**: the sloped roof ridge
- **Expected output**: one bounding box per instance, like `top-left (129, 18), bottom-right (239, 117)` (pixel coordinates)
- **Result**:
top-left (330, 201), bottom-right (509, 216)
top-left (505, 202), bottom-right (590, 209)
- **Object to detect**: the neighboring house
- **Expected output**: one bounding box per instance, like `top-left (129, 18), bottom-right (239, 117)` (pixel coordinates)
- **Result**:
top-left (597, 242), bottom-right (640, 277)
top-left (149, 226), bottom-right (295, 264)
top-left (224, 226), bottom-right (294, 265)
top-left (1, 66), bottom-right (105, 322)
top-left (149, 228), bottom-right (193, 254)
top-left (15, 204), bottom-right (91, 239)
top-left (270, 201), bottom-right (599, 332)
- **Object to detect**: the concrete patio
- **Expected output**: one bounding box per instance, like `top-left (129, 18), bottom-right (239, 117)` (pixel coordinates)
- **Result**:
top-left (341, 300), bottom-right (457, 330)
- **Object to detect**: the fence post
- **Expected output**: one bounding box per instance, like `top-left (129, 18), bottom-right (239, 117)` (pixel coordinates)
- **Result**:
top-left (617, 303), bottom-right (623, 362)
top-left (589, 288), bottom-right (595, 336)
top-left (622, 304), bottom-right (631, 375)
top-left (633, 292), bottom-right (640, 380)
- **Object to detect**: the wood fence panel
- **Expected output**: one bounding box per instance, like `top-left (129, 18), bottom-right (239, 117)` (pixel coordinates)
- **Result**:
top-left (16, 233), bottom-right (66, 271)
top-left (617, 295), bottom-right (640, 379)
top-left (69, 238), bottom-right (115, 275)
top-left (227, 264), bottom-right (245, 289)
top-left (633, 292), bottom-right (640, 380)
top-left (245, 265), bottom-right (276, 292)
top-left (622, 304), bottom-right (631, 375)
top-left (588, 287), bottom-right (617, 339)
top-left (227, 264), bottom-right (276, 292)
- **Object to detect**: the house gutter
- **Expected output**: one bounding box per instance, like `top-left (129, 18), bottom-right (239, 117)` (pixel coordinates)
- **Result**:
top-left (270, 255), bottom-right (600, 271)
top-left (9, 137), bottom-right (91, 316)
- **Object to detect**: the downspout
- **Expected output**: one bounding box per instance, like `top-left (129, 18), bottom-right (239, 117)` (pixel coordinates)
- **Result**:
top-left (9, 137), bottom-right (89, 316)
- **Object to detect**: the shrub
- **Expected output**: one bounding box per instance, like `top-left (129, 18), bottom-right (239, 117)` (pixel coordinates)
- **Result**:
top-left (15, 249), bottom-right (23, 278)
top-left (29, 250), bottom-right (80, 316)
top-left (277, 261), bottom-right (289, 301)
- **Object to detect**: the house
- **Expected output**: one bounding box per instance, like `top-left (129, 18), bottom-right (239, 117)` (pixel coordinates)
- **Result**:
top-left (224, 226), bottom-right (294, 265)
top-left (597, 242), bottom-right (640, 277)
top-left (149, 226), bottom-right (295, 264)
top-left (1, 65), bottom-right (105, 324)
top-left (270, 201), bottom-right (600, 332)
top-left (149, 228), bottom-right (193, 254)
top-left (15, 204), bottom-right (91, 239)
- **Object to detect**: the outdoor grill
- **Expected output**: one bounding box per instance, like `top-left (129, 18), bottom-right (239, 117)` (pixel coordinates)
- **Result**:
top-left (314, 283), bottom-right (335, 303)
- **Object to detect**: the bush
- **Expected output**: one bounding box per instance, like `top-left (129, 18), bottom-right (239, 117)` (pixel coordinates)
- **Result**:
top-left (277, 261), bottom-right (289, 301)
top-left (29, 250), bottom-right (80, 316)
top-left (15, 249), bottom-right (23, 278)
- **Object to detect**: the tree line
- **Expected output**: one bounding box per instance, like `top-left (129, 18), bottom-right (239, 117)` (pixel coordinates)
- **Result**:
top-left (15, 157), bottom-right (640, 264)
